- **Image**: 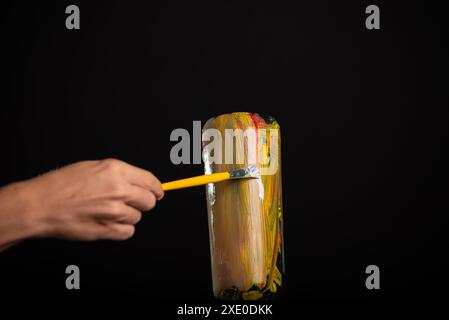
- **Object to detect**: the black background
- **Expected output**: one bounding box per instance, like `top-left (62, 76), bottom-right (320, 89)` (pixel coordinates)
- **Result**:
top-left (1, 0), bottom-right (448, 302)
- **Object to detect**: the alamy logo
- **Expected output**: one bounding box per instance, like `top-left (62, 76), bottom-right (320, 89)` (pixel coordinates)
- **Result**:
top-left (365, 265), bottom-right (380, 290)
top-left (169, 121), bottom-right (279, 175)
top-left (65, 265), bottom-right (80, 289)
top-left (65, 5), bottom-right (80, 30)
top-left (365, 5), bottom-right (380, 30)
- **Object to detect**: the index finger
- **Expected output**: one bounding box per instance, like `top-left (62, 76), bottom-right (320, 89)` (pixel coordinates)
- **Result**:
top-left (121, 162), bottom-right (164, 200)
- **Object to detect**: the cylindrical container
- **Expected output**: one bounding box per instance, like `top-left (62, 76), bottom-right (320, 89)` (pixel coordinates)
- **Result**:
top-left (202, 112), bottom-right (284, 300)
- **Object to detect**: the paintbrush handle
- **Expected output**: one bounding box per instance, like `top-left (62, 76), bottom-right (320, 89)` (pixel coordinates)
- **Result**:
top-left (162, 172), bottom-right (231, 191)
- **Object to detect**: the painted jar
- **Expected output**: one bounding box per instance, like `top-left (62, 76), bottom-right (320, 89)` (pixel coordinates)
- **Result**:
top-left (202, 112), bottom-right (284, 300)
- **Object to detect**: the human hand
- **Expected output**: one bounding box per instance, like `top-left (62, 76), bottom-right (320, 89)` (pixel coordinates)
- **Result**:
top-left (0, 159), bottom-right (163, 248)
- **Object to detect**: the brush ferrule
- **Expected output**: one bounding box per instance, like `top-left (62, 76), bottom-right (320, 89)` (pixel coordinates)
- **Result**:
top-left (229, 165), bottom-right (259, 179)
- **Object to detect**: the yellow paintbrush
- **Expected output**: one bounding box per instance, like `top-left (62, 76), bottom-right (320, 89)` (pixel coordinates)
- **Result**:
top-left (162, 165), bottom-right (259, 191)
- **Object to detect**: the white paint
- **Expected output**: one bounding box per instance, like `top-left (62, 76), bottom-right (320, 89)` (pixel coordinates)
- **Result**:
top-left (256, 177), bottom-right (265, 200)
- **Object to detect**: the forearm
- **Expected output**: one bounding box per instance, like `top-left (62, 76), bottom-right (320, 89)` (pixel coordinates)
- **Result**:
top-left (0, 182), bottom-right (38, 251)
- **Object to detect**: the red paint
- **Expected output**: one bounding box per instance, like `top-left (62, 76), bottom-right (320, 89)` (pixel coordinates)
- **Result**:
top-left (250, 113), bottom-right (261, 130)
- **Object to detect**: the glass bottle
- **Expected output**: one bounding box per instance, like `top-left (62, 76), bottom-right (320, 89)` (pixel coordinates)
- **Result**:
top-left (202, 112), bottom-right (284, 300)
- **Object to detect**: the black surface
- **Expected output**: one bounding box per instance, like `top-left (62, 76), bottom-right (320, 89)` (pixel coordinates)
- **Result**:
top-left (1, 0), bottom-right (448, 300)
